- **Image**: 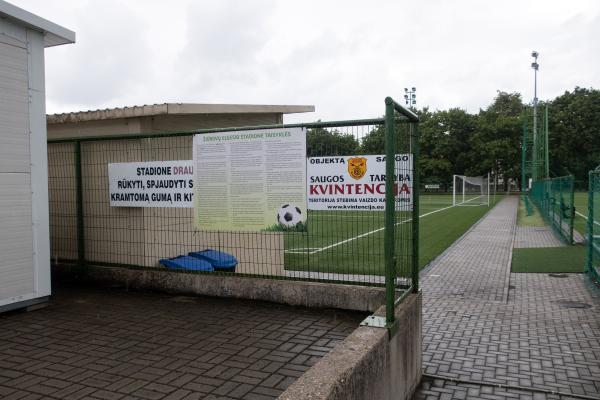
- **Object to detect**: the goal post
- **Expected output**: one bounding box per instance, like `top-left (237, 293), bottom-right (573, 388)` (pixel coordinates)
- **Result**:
top-left (453, 173), bottom-right (490, 206)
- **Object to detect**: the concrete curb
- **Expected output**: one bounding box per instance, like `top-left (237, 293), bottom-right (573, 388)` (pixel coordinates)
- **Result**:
top-left (503, 199), bottom-right (518, 303)
top-left (52, 264), bottom-right (386, 312)
top-left (279, 292), bottom-right (422, 400)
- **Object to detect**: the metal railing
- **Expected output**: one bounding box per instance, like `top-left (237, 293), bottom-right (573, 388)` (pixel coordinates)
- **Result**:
top-left (529, 175), bottom-right (575, 244)
top-left (47, 96), bottom-right (420, 329)
top-left (586, 167), bottom-right (600, 283)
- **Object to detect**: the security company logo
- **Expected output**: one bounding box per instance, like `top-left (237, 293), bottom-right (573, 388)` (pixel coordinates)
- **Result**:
top-left (347, 157), bottom-right (367, 180)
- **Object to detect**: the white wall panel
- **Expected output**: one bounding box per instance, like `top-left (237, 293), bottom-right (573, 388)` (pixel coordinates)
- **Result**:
top-left (0, 5), bottom-right (73, 310)
top-left (0, 27), bottom-right (34, 306)
top-left (0, 41), bottom-right (29, 173)
top-left (0, 173), bottom-right (33, 300)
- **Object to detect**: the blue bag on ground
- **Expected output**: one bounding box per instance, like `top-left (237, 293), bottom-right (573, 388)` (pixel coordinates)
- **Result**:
top-left (159, 255), bottom-right (214, 272)
top-left (188, 249), bottom-right (238, 272)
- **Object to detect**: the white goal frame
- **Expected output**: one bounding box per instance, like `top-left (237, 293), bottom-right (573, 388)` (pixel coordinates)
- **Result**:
top-left (452, 173), bottom-right (490, 206)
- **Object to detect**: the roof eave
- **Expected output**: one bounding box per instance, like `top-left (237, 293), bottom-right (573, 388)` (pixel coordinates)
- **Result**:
top-left (165, 103), bottom-right (315, 115)
top-left (47, 103), bottom-right (315, 124)
top-left (0, 0), bottom-right (75, 47)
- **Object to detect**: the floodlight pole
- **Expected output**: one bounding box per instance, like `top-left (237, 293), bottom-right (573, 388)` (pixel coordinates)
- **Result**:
top-left (531, 51), bottom-right (539, 180)
top-left (404, 87), bottom-right (416, 108)
top-left (545, 105), bottom-right (549, 179)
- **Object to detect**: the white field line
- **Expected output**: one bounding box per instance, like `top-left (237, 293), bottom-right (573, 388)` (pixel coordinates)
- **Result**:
top-left (575, 210), bottom-right (600, 227)
top-left (285, 247), bottom-right (321, 254)
top-left (455, 195), bottom-right (485, 206)
top-left (312, 206), bottom-right (452, 218)
top-left (310, 214), bottom-right (385, 219)
top-left (306, 204), bottom-right (456, 255)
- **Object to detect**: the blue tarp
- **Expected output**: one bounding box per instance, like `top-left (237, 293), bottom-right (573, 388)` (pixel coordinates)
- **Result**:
top-left (189, 249), bottom-right (238, 271)
top-left (159, 255), bottom-right (214, 272)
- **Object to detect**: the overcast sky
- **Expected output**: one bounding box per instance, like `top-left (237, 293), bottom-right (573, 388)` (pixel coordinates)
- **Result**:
top-left (9, 0), bottom-right (600, 122)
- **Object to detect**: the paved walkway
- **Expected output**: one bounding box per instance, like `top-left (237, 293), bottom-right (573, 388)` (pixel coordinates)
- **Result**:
top-left (514, 226), bottom-right (564, 248)
top-left (0, 283), bottom-right (362, 400)
top-left (414, 197), bottom-right (600, 400)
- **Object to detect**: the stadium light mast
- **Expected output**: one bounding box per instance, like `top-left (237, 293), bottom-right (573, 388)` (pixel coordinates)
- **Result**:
top-left (531, 51), bottom-right (539, 180)
top-left (404, 87), bottom-right (416, 108)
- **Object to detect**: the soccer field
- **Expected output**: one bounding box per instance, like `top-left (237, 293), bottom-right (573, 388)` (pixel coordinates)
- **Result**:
top-left (283, 194), bottom-right (500, 277)
top-left (574, 192), bottom-right (588, 235)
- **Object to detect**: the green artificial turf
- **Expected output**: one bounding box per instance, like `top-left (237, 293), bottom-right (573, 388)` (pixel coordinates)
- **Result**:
top-left (511, 246), bottom-right (586, 273)
top-left (573, 191), bottom-right (588, 237)
top-left (283, 194), bottom-right (502, 276)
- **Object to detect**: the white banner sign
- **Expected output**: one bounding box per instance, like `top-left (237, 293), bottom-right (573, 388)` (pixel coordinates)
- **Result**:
top-left (108, 160), bottom-right (193, 207)
top-left (307, 154), bottom-right (412, 211)
top-left (193, 128), bottom-right (307, 232)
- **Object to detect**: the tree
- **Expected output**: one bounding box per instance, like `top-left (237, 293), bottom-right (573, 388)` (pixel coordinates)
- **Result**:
top-left (360, 124), bottom-right (385, 155)
top-left (473, 91), bottom-right (524, 189)
top-left (419, 107), bottom-right (477, 185)
top-left (306, 126), bottom-right (359, 157)
top-left (548, 87), bottom-right (600, 185)
top-left (306, 88), bottom-right (599, 190)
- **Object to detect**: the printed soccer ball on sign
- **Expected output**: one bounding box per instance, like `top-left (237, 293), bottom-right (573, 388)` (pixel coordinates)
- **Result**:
top-left (277, 204), bottom-right (306, 228)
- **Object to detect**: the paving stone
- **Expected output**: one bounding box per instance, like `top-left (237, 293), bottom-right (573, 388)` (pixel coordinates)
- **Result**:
top-left (228, 383), bottom-right (254, 398)
top-left (414, 197), bottom-right (600, 399)
top-left (0, 284), bottom-right (362, 400)
top-left (514, 226), bottom-right (564, 248)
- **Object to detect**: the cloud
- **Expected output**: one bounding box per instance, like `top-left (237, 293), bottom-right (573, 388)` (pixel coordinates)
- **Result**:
top-left (163, 0), bottom-right (276, 102)
top-left (41, 0), bottom-right (154, 108)
top-left (8, 0), bottom-right (600, 120)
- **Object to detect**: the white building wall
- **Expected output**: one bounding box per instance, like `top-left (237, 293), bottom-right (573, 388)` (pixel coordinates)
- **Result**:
top-left (0, 20), bottom-right (50, 308)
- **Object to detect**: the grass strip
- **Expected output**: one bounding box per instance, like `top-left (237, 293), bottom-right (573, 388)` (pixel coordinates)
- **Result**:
top-left (516, 197), bottom-right (546, 227)
top-left (511, 246), bottom-right (585, 273)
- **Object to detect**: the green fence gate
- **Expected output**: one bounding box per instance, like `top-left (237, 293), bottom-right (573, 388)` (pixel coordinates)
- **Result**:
top-left (529, 175), bottom-right (575, 244)
top-left (586, 167), bottom-right (600, 283)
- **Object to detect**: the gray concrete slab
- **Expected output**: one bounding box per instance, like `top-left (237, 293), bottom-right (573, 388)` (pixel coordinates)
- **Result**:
top-left (414, 197), bottom-right (600, 400)
top-left (0, 282), bottom-right (363, 400)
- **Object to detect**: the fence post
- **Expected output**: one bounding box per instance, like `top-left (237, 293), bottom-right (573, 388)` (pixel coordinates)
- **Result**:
top-left (587, 171), bottom-right (594, 273)
top-left (384, 97), bottom-right (396, 326)
top-left (558, 179), bottom-right (563, 238)
top-left (411, 123), bottom-right (420, 293)
top-left (569, 176), bottom-right (574, 244)
top-left (74, 140), bottom-right (86, 268)
top-left (521, 123), bottom-right (527, 192)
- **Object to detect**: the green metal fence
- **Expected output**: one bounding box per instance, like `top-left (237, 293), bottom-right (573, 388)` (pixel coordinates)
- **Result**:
top-left (586, 167), bottom-right (600, 283)
top-left (529, 175), bottom-right (575, 244)
top-left (47, 96), bottom-right (419, 328)
top-left (521, 105), bottom-right (549, 192)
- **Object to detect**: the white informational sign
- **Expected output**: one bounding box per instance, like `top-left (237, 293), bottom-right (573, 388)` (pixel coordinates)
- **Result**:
top-left (193, 128), bottom-right (307, 232)
top-left (108, 160), bottom-right (193, 208)
top-left (307, 154), bottom-right (413, 211)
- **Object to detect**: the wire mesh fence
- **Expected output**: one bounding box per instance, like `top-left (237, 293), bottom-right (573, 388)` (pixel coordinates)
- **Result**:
top-left (529, 175), bottom-right (575, 244)
top-left (586, 167), bottom-right (600, 283)
top-left (48, 100), bottom-right (420, 319)
top-left (521, 105), bottom-right (549, 191)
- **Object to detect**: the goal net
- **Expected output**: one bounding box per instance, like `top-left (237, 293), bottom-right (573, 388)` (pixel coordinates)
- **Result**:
top-left (453, 174), bottom-right (490, 206)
